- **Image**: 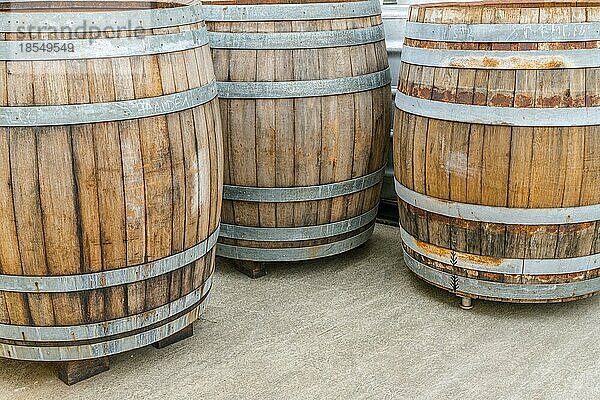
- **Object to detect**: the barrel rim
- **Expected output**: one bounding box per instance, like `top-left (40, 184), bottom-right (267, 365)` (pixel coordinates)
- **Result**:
top-left (0, 1), bottom-right (204, 33)
top-left (202, 0), bottom-right (381, 22)
top-left (407, 1), bottom-right (598, 11)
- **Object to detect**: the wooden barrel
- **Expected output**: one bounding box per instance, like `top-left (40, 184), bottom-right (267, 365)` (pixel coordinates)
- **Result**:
top-left (204, 0), bottom-right (391, 262)
top-left (394, 1), bottom-right (600, 303)
top-left (0, 1), bottom-right (222, 361)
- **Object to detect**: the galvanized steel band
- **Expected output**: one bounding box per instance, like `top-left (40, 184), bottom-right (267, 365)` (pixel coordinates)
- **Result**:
top-left (405, 21), bottom-right (600, 43)
top-left (224, 166), bottom-right (385, 203)
top-left (218, 68), bottom-right (391, 99)
top-left (395, 179), bottom-right (600, 225)
top-left (208, 25), bottom-right (384, 50)
top-left (217, 224), bottom-right (375, 262)
top-left (395, 91), bottom-right (600, 127)
top-left (0, 4), bottom-right (203, 33)
top-left (400, 225), bottom-right (600, 276)
top-left (0, 81), bottom-right (218, 127)
top-left (0, 228), bottom-right (220, 293)
top-left (0, 296), bottom-right (210, 362)
top-left (404, 251), bottom-right (600, 301)
top-left (401, 45), bottom-right (600, 70)
top-left (0, 277), bottom-right (212, 342)
top-left (203, 1), bottom-right (381, 22)
top-left (0, 28), bottom-right (209, 61)
top-left (220, 205), bottom-right (378, 242)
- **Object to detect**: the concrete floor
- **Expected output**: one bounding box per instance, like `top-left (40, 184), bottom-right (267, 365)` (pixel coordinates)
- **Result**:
top-left (1, 223), bottom-right (599, 400)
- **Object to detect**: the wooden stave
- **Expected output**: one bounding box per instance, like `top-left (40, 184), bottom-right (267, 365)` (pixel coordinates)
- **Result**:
top-left (394, 4), bottom-right (600, 302)
top-left (0, 5), bottom-right (223, 358)
top-left (206, 3), bottom-right (391, 261)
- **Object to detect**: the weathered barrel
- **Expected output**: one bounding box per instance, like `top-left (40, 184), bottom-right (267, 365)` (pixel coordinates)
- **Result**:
top-left (0, 1), bottom-right (222, 363)
top-left (395, 1), bottom-right (600, 303)
top-left (204, 0), bottom-right (391, 263)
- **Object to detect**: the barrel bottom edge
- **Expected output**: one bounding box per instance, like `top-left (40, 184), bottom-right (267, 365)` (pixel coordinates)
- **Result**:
top-left (0, 292), bottom-right (211, 362)
top-left (57, 356), bottom-right (110, 385)
top-left (217, 224), bottom-right (375, 262)
top-left (402, 250), bottom-right (600, 304)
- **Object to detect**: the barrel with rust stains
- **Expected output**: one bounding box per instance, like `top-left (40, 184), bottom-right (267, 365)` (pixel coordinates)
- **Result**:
top-left (394, 1), bottom-right (600, 303)
top-left (0, 0), bottom-right (222, 361)
top-left (204, 0), bottom-right (391, 263)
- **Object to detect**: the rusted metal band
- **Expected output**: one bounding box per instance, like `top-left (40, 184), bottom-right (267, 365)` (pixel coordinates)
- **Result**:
top-left (401, 45), bottom-right (600, 70)
top-left (1, 3), bottom-right (204, 33)
top-left (0, 228), bottom-right (219, 293)
top-left (0, 277), bottom-right (212, 342)
top-left (1, 81), bottom-right (218, 127)
top-left (405, 21), bottom-right (600, 43)
top-left (223, 166), bottom-right (385, 203)
top-left (403, 250), bottom-right (600, 302)
top-left (203, 1), bottom-right (381, 22)
top-left (0, 291), bottom-right (211, 361)
top-left (218, 68), bottom-right (391, 99)
top-left (0, 28), bottom-right (209, 61)
top-left (217, 224), bottom-right (375, 262)
top-left (400, 225), bottom-right (600, 276)
top-left (395, 180), bottom-right (600, 225)
top-left (208, 25), bottom-right (384, 50)
top-left (220, 205), bottom-right (378, 242)
top-left (395, 91), bottom-right (600, 127)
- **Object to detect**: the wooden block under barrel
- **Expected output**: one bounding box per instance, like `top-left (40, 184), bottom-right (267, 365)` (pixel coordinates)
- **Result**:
top-left (57, 357), bottom-right (110, 386)
top-left (152, 325), bottom-right (194, 349)
top-left (233, 260), bottom-right (268, 279)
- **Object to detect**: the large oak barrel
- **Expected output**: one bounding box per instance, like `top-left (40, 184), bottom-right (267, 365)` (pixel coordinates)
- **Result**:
top-left (0, 1), bottom-right (222, 361)
top-left (204, 0), bottom-right (391, 262)
top-left (394, 1), bottom-right (600, 303)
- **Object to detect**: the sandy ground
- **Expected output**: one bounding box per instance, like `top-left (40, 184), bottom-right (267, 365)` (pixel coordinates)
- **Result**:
top-left (1, 223), bottom-right (599, 400)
